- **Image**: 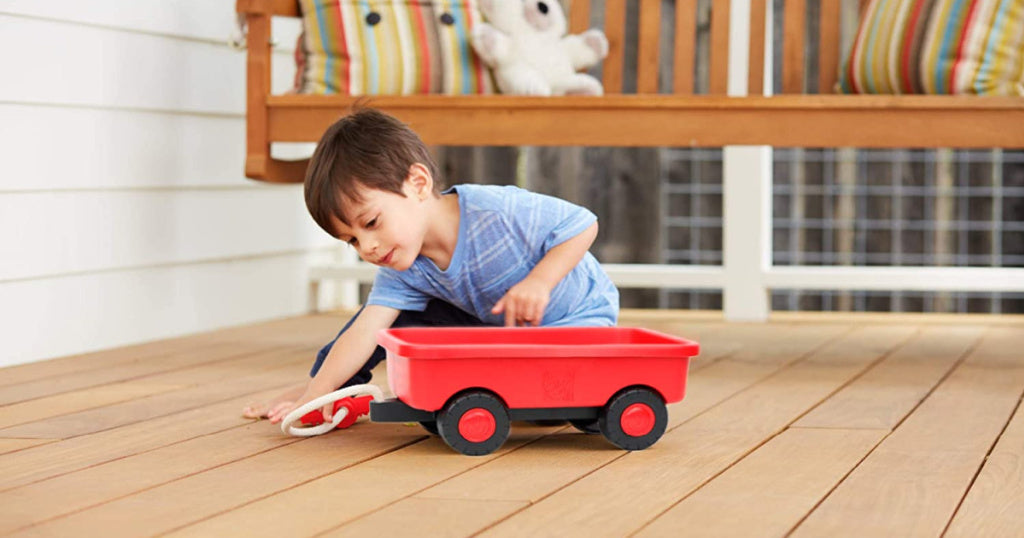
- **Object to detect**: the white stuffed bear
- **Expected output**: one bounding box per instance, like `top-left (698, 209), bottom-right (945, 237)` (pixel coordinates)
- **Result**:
top-left (471, 0), bottom-right (609, 96)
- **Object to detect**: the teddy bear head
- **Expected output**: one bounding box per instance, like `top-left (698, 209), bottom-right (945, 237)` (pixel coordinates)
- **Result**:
top-left (477, 0), bottom-right (568, 37)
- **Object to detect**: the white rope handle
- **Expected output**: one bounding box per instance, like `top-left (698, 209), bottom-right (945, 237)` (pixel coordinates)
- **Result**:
top-left (280, 384), bottom-right (385, 437)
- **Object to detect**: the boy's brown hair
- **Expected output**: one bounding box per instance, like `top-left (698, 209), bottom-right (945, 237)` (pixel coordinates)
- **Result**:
top-left (304, 107), bottom-right (440, 237)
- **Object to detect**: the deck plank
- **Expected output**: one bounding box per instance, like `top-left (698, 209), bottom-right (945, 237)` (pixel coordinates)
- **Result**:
top-left (636, 427), bottom-right (888, 537)
top-left (477, 324), bottom-right (914, 536)
top-left (792, 327), bottom-right (1024, 537)
top-left (0, 381), bottom-right (186, 430)
top-left (3, 312), bottom-right (1022, 536)
top-left (0, 438), bottom-right (54, 455)
top-left (328, 498), bottom-right (529, 538)
top-left (163, 427), bottom-right (562, 538)
top-left (0, 422), bottom-right (301, 534)
top-left (0, 347), bottom-right (311, 438)
top-left (10, 423), bottom-right (428, 537)
top-left (946, 349), bottom-right (1024, 536)
top-left (0, 313), bottom-right (343, 389)
top-left (0, 387), bottom-right (288, 490)
top-left (795, 326), bottom-right (981, 429)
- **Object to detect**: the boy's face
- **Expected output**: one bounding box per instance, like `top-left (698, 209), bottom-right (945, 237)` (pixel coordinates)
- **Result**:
top-left (329, 178), bottom-right (429, 271)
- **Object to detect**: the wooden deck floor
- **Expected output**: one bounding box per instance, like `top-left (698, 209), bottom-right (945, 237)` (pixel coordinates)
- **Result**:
top-left (2, 310), bottom-right (1023, 537)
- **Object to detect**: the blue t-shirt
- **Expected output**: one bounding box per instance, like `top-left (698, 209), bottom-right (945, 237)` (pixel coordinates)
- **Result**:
top-left (367, 184), bottom-right (619, 326)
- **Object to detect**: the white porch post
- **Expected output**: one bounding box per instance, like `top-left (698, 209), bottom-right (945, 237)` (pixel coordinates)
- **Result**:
top-left (722, 0), bottom-right (772, 321)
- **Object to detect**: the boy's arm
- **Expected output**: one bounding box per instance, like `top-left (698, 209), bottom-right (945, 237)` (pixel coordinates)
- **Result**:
top-left (267, 304), bottom-right (400, 424)
top-left (492, 221), bottom-right (599, 326)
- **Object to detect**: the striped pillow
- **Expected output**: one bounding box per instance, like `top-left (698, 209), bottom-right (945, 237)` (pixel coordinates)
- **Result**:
top-left (295, 0), bottom-right (492, 95)
top-left (839, 0), bottom-right (1024, 95)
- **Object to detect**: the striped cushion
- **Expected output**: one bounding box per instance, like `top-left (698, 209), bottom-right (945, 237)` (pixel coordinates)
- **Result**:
top-left (839, 0), bottom-right (1024, 95)
top-left (295, 0), bottom-right (492, 95)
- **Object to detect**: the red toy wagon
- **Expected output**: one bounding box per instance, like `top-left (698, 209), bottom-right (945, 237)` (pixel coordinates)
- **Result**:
top-left (369, 326), bottom-right (699, 455)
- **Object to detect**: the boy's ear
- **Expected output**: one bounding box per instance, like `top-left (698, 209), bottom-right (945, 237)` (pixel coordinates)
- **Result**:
top-left (406, 163), bottom-right (433, 200)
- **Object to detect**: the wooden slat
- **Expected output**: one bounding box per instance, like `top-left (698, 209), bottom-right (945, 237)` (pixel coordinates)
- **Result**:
top-left (329, 498), bottom-right (528, 537)
top-left (0, 342), bottom-right (246, 406)
top-left (242, 9), bottom-right (274, 181)
top-left (819, 0), bottom-right (842, 93)
top-left (792, 328), bottom-right (1024, 537)
top-left (946, 350), bottom-right (1024, 535)
top-left (748, 0), bottom-right (768, 95)
top-left (0, 387), bottom-right (292, 491)
top-left (236, 0), bottom-right (299, 17)
top-left (165, 428), bottom-right (561, 537)
top-left (636, 0), bottom-right (661, 94)
top-left (0, 424), bottom-right (300, 534)
top-left (568, 0), bottom-right (591, 34)
top-left (0, 438), bottom-right (53, 456)
top-left (709, 0), bottom-right (731, 94)
top-left (602, 0), bottom-right (627, 94)
top-left (265, 95), bottom-right (1024, 152)
top-left (479, 325), bottom-right (907, 536)
top-left (672, 0), bottom-right (697, 94)
top-left (783, 0), bottom-right (807, 93)
top-left (0, 382), bottom-right (184, 431)
top-left (0, 349), bottom-right (311, 439)
top-left (639, 428), bottom-right (887, 536)
top-left (795, 326), bottom-right (980, 429)
top-left (17, 424), bottom-right (426, 537)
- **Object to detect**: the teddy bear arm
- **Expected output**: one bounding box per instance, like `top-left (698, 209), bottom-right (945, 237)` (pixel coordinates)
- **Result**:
top-left (470, 23), bottom-right (512, 67)
top-left (561, 32), bottom-right (606, 71)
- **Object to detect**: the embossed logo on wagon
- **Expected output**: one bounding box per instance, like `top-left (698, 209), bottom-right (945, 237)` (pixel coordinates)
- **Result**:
top-left (542, 370), bottom-right (574, 401)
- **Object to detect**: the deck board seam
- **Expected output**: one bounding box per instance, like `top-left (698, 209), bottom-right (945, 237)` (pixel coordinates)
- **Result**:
top-left (627, 324), bottom-right (906, 536)
top-left (0, 343), bottom-right (316, 408)
top-left (11, 425), bottom-right (308, 534)
top-left (939, 379), bottom-right (1024, 537)
top-left (0, 382), bottom-right (302, 493)
top-left (157, 435), bottom-right (429, 536)
top-left (307, 428), bottom-right (581, 535)
top-left (784, 326), bottom-right (986, 536)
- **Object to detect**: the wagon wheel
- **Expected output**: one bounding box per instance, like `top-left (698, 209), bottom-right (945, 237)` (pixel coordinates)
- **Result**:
top-left (598, 387), bottom-right (668, 450)
top-left (437, 391), bottom-right (510, 456)
top-left (419, 420), bottom-right (439, 435)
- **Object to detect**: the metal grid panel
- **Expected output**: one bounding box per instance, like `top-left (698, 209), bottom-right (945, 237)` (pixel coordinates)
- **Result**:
top-left (660, 148), bottom-right (1024, 313)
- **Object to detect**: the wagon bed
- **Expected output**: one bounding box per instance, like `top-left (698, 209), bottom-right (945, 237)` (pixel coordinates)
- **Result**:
top-left (370, 326), bottom-right (699, 454)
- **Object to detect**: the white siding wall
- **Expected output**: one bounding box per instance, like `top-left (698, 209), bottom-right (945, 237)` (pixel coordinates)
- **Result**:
top-left (0, 2), bottom-right (339, 367)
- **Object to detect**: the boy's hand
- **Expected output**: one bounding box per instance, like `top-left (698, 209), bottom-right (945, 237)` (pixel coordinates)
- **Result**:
top-left (267, 383), bottom-right (334, 425)
top-left (492, 276), bottom-right (552, 326)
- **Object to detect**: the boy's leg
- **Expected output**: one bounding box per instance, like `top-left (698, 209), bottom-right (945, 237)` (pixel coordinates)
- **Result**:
top-left (310, 300), bottom-right (491, 388)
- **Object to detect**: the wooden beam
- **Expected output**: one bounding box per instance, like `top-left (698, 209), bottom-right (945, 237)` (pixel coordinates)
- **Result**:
top-left (236, 0), bottom-right (299, 16)
top-left (264, 94), bottom-right (1024, 151)
top-left (242, 11), bottom-right (272, 181)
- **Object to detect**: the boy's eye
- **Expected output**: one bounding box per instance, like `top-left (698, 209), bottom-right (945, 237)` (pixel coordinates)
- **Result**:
top-left (366, 217), bottom-right (377, 228)
top-left (346, 237), bottom-right (358, 246)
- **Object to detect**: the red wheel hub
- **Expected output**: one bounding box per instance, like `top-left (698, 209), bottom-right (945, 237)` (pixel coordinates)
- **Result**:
top-left (621, 403), bottom-right (655, 437)
top-left (458, 408), bottom-right (496, 443)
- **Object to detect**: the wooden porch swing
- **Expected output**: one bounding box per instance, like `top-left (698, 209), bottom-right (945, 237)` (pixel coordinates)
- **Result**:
top-left (236, 0), bottom-right (1024, 185)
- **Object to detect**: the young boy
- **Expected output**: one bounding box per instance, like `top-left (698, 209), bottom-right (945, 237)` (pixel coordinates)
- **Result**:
top-left (243, 108), bottom-right (619, 424)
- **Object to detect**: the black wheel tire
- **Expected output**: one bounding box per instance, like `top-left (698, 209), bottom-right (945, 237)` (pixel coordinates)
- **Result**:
top-left (569, 419), bottom-right (601, 434)
top-left (419, 420), bottom-right (439, 435)
top-left (599, 387), bottom-right (668, 451)
top-left (437, 391), bottom-right (510, 456)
